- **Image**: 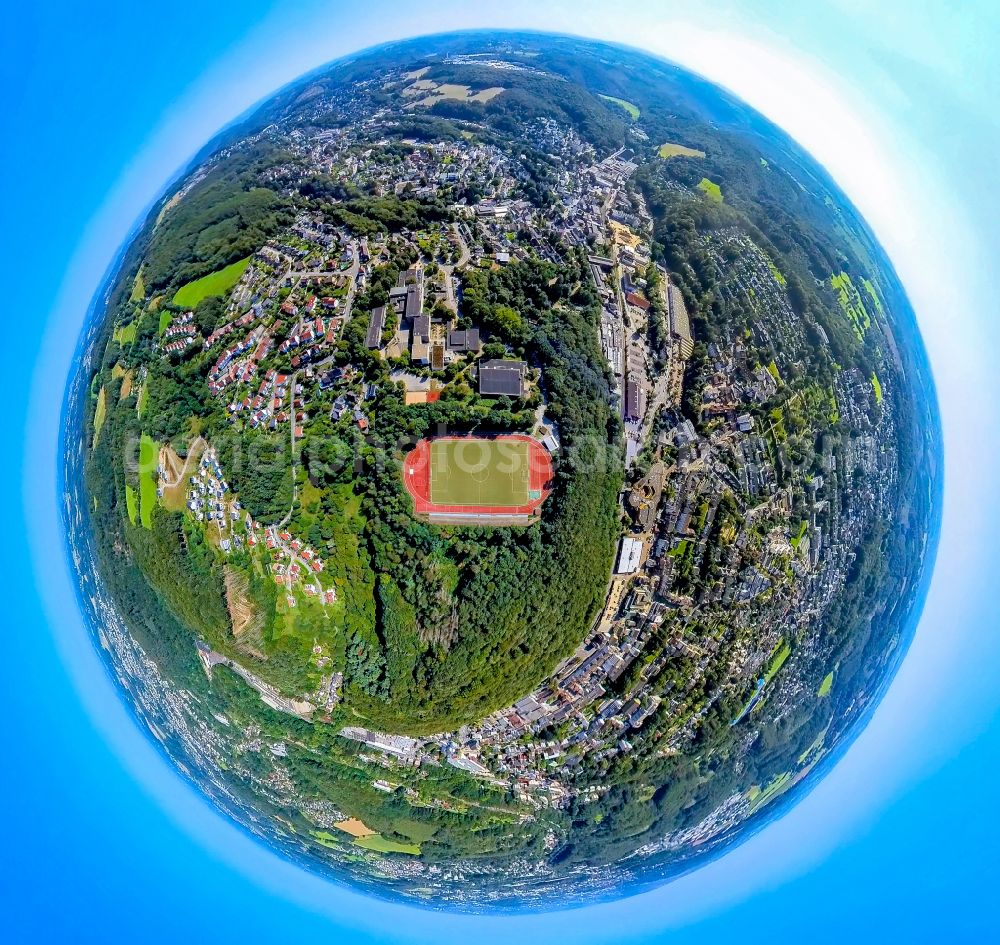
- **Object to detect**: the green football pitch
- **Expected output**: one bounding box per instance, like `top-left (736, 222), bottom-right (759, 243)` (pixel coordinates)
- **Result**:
top-left (429, 438), bottom-right (531, 507)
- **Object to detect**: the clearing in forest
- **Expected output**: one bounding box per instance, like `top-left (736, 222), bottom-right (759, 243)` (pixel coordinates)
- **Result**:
top-left (697, 178), bottom-right (724, 203)
top-left (658, 141), bottom-right (705, 159)
top-left (138, 433), bottom-right (158, 529)
top-left (173, 256), bottom-right (251, 308)
top-left (599, 94), bottom-right (640, 119)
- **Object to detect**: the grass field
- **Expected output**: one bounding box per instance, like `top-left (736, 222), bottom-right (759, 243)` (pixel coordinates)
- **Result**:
top-left (138, 433), bottom-right (158, 529)
top-left (430, 438), bottom-right (530, 507)
top-left (158, 310), bottom-right (172, 335)
top-left (599, 94), bottom-right (640, 119)
top-left (763, 640), bottom-right (791, 685)
top-left (130, 268), bottom-right (145, 303)
top-left (125, 484), bottom-right (138, 525)
top-left (310, 831), bottom-right (342, 850)
top-left (658, 141), bottom-right (705, 159)
top-left (408, 81), bottom-right (505, 107)
top-left (354, 834), bottom-right (421, 856)
top-left (831, 271), bottom-right (874, 340)
top-left (391, 819), bottom-right (439, 843)
top-left (697, 178), bottom-right (724, 203)
top-left (173, 256), bottom-right (251, 308)
top-left (114, 321), bottom-right (137, 346)
top-left (871, 372), bottom-right (883, 404)
top-left (862, 276), bottom-right (885, 315)
top-left (92, 386), bottom-right (107, 449)
top-left (749, 771), bottom-right (792, 813)
top-left (818, 671), bottom-right (834, 697)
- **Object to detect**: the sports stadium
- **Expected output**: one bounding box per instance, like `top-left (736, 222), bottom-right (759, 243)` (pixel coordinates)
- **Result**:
top-left (402, 434), bottom-right (554, 524)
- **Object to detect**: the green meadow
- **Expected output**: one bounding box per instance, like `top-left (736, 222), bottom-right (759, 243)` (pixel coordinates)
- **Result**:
top-left (697, 178), bottom-right (723, 203)
top-left (138, 433), bottom-right (158, 529)
top-left (598, 94), bottom-right (640, 119)
top-left (173, 256), bottom-right (251, 308)
top-left (658, 141), bottom-right (704, 159)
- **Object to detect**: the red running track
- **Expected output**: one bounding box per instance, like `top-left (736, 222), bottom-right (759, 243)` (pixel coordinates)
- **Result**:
top-left (402, 434), bottom-right (554, 517)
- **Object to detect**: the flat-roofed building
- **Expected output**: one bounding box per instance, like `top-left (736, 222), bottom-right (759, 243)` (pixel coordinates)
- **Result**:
top-left (412, 313), bottom-right (430, 344)
top-left (625, 377), bottom-right (641, 420)
top-left (388, 284), bottom-right (408, 316)
top-left (411, 339), bottom-right (430, 365)
top-left (447, 328), bottom-right (481, 353)
top-left (365, 306), bottom-right (385, 349)
top-left (479, 359), bottom-right (526, 397)
top-left (616, 536), bottom-right (644, 574)
top-left (405, 283), bottom-right (422, 321)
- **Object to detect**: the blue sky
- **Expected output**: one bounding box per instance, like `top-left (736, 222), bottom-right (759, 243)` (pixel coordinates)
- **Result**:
top-left (3, 1), bottom-right (1000, 941)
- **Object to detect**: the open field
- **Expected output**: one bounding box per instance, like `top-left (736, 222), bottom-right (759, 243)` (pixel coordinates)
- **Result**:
top-left (125, 484), bottom-right (138, 525)
top-left (92, 387), bottom-right (107, 449)
top-left (403, 435), bottom-right (553, 519)
top-left (818, 671), bottom-right (834, 697)
top-left (697, 178), bottom-right (724, 203)
top-left (138, 433), bottom-right (158, 529)
top-left (599, 94), bottom-right (639, 119)
top-left (831, 271), bottom-right (874, 340)
top-left (158, 310), bottom-right (172, 335)
top-left (658, 141), bottom-right (705, 159)
top-left (130, 268), bottom-right (145, 302)
top-left (749, 771), bottom-right (792, 813)
top-left (431, 437), bottom-right (530, 507)
top-left (405, 80), bottom-right (505, 108)
top-left (871, 372), bottom-right (883, 404)
top-left (763, 639), bottom-right (791, 685)
top-left (334, 818), bottom-right (376, 838)
top-left (862, 276), bottom-right (885, 315)
top-left (310, 831), bottom-right (341, 850)
top-left (114, 321), bottom-right (137, 346)
top-left (173, 256), bottom-right (251, 308)
top-left (354, 834), bottom-right (421, 855)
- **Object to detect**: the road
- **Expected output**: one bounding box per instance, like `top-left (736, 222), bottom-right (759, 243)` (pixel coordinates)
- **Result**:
top-left (441, 223), bottom-right (470, 313)
top-left (340, 238), bottom-right (361, 318)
